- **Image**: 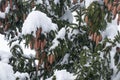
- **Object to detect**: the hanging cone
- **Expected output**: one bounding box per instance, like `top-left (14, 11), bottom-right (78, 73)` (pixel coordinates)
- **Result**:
top-left (3, 23), bottom-right (10, 31)
top-left (10, 0), bottom-right (13, 10)
top-left (117, 4), bottom-right (120, 11)
top-left (93, 32), bottom-right (97, 42)
top-left (39, 52), bottom-right (46, 65)
top-left (117, 14), bottom-right (120, 25)
top-left (2, 2), bottom-right (5, 12)
top-left (23, 13), bottom-right (26, 21)
top-left (112, 6), bottom-right (117, 19)
top-left (0, 21), bottom-right (2, 26)
top-left (104, 0), bottom-right (108, 6)
top-left (99, 34), bottom-right (102, 42)
top-left (107, 3), bottom-right (112, 11)
top-left (95, 35), bottom-right (99, 45)
top-left (36, 28), bottom-right (42, 39)
top-left (116, 47), bottom-right (120, 53)
top-left (40, 39), bottom-right (46, 50)
top-left (48, 54), bottom-right (55, 64)
top-left (73, 0), bottom-right (77, 4)
top-left (34, 39), bottom-right (41, 51)
top-left (90, 33), bottom-right (94, 41)
top-left (29, 37), bottom-right (35, 49)
top-left (5, 0), bottom-right (8, 8)
top-left (84, 15), bottom-right (89, 24)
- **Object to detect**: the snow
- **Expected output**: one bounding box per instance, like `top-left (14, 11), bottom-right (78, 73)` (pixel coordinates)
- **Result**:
top-left (102, 15), bottom-right (118, 40)
top-left (72, 11), bottom-right (78, 24)
top-left (35, 0), bottom-right (43, 4)
top-left (50, 27), bottom-right (66, 50)
top-left (46, 70), bottom-right (76, 80)
top-left (20, 40), bottom-right (36, 58)
top-left (45, 0), bottom-right (49, 5)
top-left (10, 40), bottom-right (36, 58)
top-left (61, 53), bottom-right (70, 65)
top-left (0, 0), bottom-right (120, 80)
top-left (101, 14), bottom-right (120, 80)
top-left (114, 71), bottom-right (120, 80)
top-left (50, 26), bottom-right (79, 50)
top-left (0, 1), bottom-right (10, 19)
top-left (5, 4), bottom-right (10, 14)
top-left (0, 34), bottom-right (12, 63)
top-left (0, 12), bottom-right (5, 19)
top-left (0, 62), bottom-right (15, 80)
top-left (0, 51), bottom-right (12, 63)
top-left (85, 0), bottom-right (99, 8)
top-left (61, 9), bottom-right (73, 23)
top-left (22, 10), bottom-right (58, 37)
top-left (0, 34), bottom-right (10, 52)
top-left (15, 72), bottom-right (30, 80)
top-left (54, 0), bottom-right (60, 4)
top-left (67, 27), bottom-right (79, 40)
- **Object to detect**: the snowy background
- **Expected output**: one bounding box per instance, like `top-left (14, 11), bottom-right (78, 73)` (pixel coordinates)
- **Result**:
top-left (0, 0), bottom-right (120, 80)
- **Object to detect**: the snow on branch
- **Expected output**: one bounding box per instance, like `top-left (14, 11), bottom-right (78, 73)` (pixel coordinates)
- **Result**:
top-left (46, 69), bottom-right (76, 80)
top-left (0, 62), bottom-right (15, 80)
top-left (0, 2), bottom-right (10, 19)
top-left (22, 10), bottom-right (58, 37)
top-left (49, 27), bottom-right (79, 50)
top-left (49, 27), bottom-right (66, 50)
top-left (60, 9), bottom-right (73, 23)
top-left (0, 12), bottom-right (5, 19)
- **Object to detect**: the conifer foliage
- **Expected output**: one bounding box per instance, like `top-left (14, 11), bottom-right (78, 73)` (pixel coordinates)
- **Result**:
top-left (0, 0), bottom-right (120, 80)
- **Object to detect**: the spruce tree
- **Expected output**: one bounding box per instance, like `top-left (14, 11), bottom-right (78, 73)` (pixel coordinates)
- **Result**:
top-left (0, 0), bottom-right (120, 80)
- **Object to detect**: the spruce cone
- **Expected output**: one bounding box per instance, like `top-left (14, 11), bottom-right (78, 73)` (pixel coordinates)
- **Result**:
top-left (112, 6), bottom-right (117, 19)
top-left (104, 0), bottom-right (108, 6)
top-left (107, 3), bottom-right (112, 11)
top-left (117, 14), bottom-right (120, 25)
top-left (48, 54), bottom-right (55, 64)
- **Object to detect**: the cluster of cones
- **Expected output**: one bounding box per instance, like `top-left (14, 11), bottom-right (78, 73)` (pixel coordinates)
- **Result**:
top-left (0, 0), bottom-right (13, 31)
top-left (29, 28), bottom-right (55, 71)
top-left (89, 32), bottom-right (102, 45)
top-left (0, 0), bottom-right (27, 34)
top-left (104, 0), bottom-right (120, 25)
top-left (84, 15), bottom-right (102, 45)
top-left (84, 0), bottom-right (120, 45)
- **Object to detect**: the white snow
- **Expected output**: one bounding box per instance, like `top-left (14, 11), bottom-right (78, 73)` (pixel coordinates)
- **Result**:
top-left (0, 34), bottom-right (10, 52)
top-left (61, 9), bottom-right (73, 23)
top-left (61, 53), bottom-right (70, 65)
top-left (0, 12), bottom-right (5, 19)
top-left (20, 40), bottom-right (36, 58)
top-left (114, 71), bottom-right (120, 80)
top-left (101, 14), bottom-right (120, 80)
top-left (85, 0), bottom-right (98, 8)
top-left (0, 62), bottom-right (15, 80)
top-left (102, 15), bottom-right (118, 40)
top-left (54, 0), bottom-right (60, 4)
top-left (50, 27), bottom-right (66, 50)
top-left (67, 27), bottom-right (79, 40)
top-left (10, 40), bottom-right (36, 58)
top-left (50, 26), bottom-right (79, 50)
top-left (72, 11), bottom-right (78, 24)
top-left (0, 0), bottom-right (120, 80)
top-left (22, 10), bottom-right (58, 37)
top-left (46, 70), bottom-right (76, 80)
top-left (5, 4), bottom-right (10, 14)
top-left (0, 51), bottom-right (12, 63)
top-left (0, 2), bottom-right (10, 18)
top-left (15, 72), bottom-right (30, 80)
top-left (35, 0), bottom-right (43, 4)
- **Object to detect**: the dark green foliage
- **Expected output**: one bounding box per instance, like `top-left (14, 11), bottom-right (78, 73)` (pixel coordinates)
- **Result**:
top-left (1, 0), bottom-right (120, 80)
